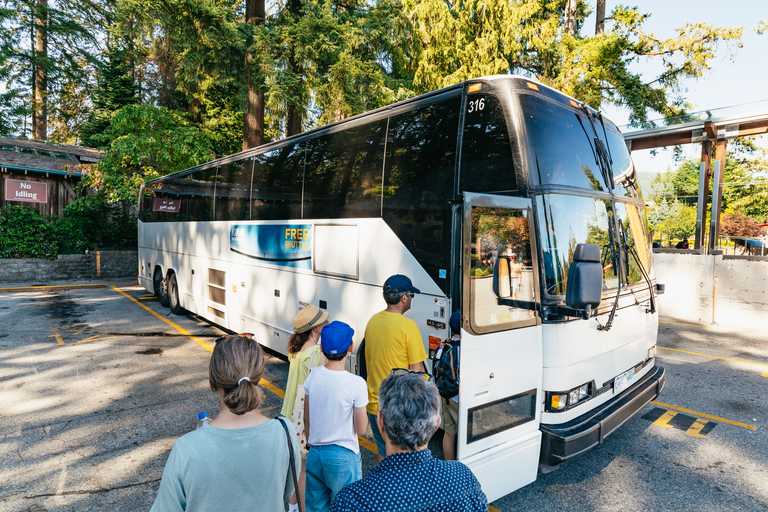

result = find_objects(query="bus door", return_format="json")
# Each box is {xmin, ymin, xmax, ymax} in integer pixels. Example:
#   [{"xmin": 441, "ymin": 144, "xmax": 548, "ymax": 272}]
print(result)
[{"xmin": 458, "ymin": 192, "xmax": 543, "ymax": 501}]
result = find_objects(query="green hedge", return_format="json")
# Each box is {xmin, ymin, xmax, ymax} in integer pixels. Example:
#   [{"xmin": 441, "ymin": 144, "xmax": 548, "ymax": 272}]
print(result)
[{"xmin": 0, "ymin": 196, "xmax": 137, "ymax": 259}]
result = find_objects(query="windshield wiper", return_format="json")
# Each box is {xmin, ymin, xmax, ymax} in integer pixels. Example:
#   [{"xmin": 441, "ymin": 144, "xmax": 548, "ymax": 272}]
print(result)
[{"xmin": 576, "ymin": 103, "xmax": 622, "ymax": 331}]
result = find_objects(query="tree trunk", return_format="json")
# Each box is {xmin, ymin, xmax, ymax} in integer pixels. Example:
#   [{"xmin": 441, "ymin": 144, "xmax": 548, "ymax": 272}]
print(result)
[
  {"xmin": 564, "ymin": 0, "xmax": 578, "ymax": 36},
  {"xmin": 285, "ymin": 54, "xmax": 302, "ymax": 137},
  {"xmin": 595, "ymin": 0, "xmax": 606, "ymax": 36},
  {"xmin": 243, "ymin": 0, "xmax": 265, "ymax": 150},
  {"xmin": 284, "ymin": 0, "xmax": 303, "ymax": 138},
  {"xmin": 33, "ymin": 0, "xmax": 48, "ymax": 140}
]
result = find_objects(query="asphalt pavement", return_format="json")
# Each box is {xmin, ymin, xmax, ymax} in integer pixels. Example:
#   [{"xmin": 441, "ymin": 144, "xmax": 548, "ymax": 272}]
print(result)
[{"xmin": 0, "ymin": 281, "xmax": 766, "ymax": 511}]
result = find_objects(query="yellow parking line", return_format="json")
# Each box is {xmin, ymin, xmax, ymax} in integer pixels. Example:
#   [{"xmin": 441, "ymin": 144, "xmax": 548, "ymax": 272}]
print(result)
[
  {"xmin": 49, "ymin": 326, "xmax": 65, "ymax": 346},
  {"xmin": 651, "ymin": 401, "xmax": 757, "ymax": 431},
  {"xmin": 653, "ymin": 409, "xmax": 677, "ymax": 428},
  {"xmin": 657, "ymin": 346, "xmax": 768, "ymax": 369},
  {"xmin": 77, "ymin": 334, "xmax": 117, "ymax": 344},
  {"xmin": 685, "ymin": 418, "xmax": 709, "ymax": 438},
  {"xmin": 762, "ymin": 371, "xmax": 768, "ymax": 378},
  {"xmin": 489, "ymin": 506, "xmax": 502, "ymax": 512},
  {"xmin": 111, "ymin": 287, "xmax": 214, "ymax": 353}
]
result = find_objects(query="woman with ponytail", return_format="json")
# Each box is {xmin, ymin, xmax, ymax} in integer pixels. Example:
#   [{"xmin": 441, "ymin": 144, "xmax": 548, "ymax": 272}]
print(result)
[
  {"xmin": 151, "ymin": 335, "xmax": 299, "ymax": 512},
  {"xmin": 282, "ymin": 306, "xmax": 328, "ymax": 512}
]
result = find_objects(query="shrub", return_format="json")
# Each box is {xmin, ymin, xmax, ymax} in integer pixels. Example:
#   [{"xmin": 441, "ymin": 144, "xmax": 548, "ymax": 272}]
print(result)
[
  {"xmin": 53, "ymin": 195, "xmax": 137, "ymax": 254},
  {"xmin": 0, "ymin": 205, "xmax": 58, "ymax": 259}
]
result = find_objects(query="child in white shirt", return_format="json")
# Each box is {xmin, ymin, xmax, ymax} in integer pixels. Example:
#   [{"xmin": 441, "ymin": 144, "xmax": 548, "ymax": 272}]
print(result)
[{"xmin": 303, "ymin": 321, "xmax": 368, "ymax": 512}]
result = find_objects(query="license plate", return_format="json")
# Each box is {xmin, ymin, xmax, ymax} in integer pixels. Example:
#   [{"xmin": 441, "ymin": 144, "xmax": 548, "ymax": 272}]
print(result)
[{"xmin": 614, "ymin": 368, "xmax": 635, "ymax": 394}]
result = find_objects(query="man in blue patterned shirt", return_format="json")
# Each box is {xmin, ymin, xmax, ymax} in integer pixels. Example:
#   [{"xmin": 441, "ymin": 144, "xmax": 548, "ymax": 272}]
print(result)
[{"xmin": 330, "ymin": 371, "xmax": 488, "ymax": 512}]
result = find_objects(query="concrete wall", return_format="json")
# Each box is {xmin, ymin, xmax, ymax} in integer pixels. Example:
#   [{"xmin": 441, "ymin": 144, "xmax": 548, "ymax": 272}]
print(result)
[
  {"xmin": 0, "ymin": 250, "xmax": 137, "ymax": 284},
  {"xmin": 654, "ymin": 253, "xmax": 768, "ymax": 328}
]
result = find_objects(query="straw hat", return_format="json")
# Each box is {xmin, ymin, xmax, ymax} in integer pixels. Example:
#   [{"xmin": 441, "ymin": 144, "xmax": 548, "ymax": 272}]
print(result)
[{"xmin": 293, "ymin": 305, "xmax": 329, "ymax": 333}]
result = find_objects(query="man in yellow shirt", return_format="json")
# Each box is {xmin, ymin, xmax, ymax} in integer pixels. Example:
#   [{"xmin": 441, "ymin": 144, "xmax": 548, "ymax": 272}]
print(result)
[{"xmin": 364, "ymin": 274, "xmax": 428, "ymax": 464}]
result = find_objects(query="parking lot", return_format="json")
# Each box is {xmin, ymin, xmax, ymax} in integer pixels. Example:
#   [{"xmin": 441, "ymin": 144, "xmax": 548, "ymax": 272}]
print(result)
[{"xmin": 1, "ymin": 281, "xmax": 767, "ymax": 511}]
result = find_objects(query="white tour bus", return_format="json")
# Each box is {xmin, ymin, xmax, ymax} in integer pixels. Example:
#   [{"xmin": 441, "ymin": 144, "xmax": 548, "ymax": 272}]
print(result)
[{"xmin": 138, "ymin": 75, "xmax": 665, "ymax": 501}]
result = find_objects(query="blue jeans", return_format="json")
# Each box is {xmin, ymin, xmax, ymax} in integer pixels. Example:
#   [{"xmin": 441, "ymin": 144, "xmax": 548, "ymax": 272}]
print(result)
[
  {"xmin": 305, "ymin": 444, "xmax": 362, "ymax": 512},
  {"xmin": 367, "ymin": 412, "xmax": 386, "ymax": 456}
]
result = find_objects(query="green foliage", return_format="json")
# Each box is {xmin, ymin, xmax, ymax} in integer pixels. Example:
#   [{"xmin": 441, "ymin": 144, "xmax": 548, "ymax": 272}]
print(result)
[
  {"xmin": 399, "ymin": 0, "xmax": 746, "ymax": 125},
  {"xmin": 83, "ymin": 104, "xmax": 217, "ymax": 201},
  {"xmin": 80, "ymin": 46, "xmax": 140, "ymax": 149},
  {"xmin": 648, "ymin": 200, "xmax": 697, "ymax": 237},
  {"xmin": 0, "ymin": 205, "xmax": 58, "ymax": 259},
  {"xmin": 52, "ymin": 195, "xmax": 137, "ymax": 254}
]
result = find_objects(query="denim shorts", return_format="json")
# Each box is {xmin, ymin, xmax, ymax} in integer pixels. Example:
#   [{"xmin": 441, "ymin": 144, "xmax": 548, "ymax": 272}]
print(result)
[{"xmin": 305, "ymin": 444, "xmax": 362, "ymax": 512}]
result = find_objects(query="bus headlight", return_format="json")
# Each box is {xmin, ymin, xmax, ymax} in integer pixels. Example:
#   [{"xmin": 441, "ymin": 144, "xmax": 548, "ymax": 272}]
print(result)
[
  {"xmin": 569, "ymin": 383, "xmax": 590, "ymax": 406},
  {"xmin": 546, "ymin": 382, "xmax": 593, "ymax": 412}
]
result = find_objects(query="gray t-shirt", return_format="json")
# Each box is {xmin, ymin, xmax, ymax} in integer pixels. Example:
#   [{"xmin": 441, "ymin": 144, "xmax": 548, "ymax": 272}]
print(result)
[{"xmin": 151, "ymin": 418, "xmax": 299, "ymax": 512}]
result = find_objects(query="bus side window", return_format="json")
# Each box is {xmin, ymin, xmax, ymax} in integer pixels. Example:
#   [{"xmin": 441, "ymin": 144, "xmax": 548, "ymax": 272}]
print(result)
[
  {"xmin": 252, "ymin": 147, "xmax": 303, "ymax": 220},
  {"xmin": 215, "ymin": 159, "xmax": 253, "ymax": 221},
  {"xmin": 175, "ymin": 168, "xmax": 217, "ymax": 221},
  {"xmin": 303, "ymin": 120, "xmax": 386, "ymax": 220},
  {"xmin": 460, "ymin": 94, "xmax": 517, "ymax": 194},
  {"xmin": 383, "ymin": 96, "xmax": 461, "ymax": 292}
]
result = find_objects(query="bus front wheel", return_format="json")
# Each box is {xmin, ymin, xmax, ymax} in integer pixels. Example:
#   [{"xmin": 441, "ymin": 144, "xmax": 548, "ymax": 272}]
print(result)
[
  {"xmin": 153, "ymin": 268, "xmax": 170, "ymax": 307},
  {"xmin": 168, "ymin": 273, "xmax": 186, "ymax": 315}
]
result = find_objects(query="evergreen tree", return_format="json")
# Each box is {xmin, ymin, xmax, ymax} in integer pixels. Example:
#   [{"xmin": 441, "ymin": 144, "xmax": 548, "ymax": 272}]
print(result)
[
  {"xmin": 80, "ymin": 46, "xmax": 139, "ymax": 148},
  {"xmin": 0, "ymin": 0, "xmax": 104, "ymax": 139}
]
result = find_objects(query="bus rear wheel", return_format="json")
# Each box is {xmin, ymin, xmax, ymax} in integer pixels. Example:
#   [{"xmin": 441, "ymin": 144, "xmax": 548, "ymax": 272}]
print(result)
[
  {"xmin": 153, "ymin": 268, "xmax": 170, "ymax": 307},
  {"xmin": 168, "ymin": 273, "xmax": 186, "ymax": 315}
]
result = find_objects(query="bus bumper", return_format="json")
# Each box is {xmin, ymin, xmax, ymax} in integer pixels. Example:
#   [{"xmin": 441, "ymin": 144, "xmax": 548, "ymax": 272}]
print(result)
[{"xmin": 539, "ymin": 365, "xmax": 665, "ymax": 466}]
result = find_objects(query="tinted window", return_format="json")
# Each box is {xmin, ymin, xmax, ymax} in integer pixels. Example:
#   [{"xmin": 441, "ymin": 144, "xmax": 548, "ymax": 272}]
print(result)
[
  {"xmin": 520, "ymin": 95, "xmax": 607, "ymax": 191},
  {"xmin": 251, "ymin": 145, "xmax": 303, "ymax": 220},
  {"xmin": 181, "ymin": 168, "xmax": 218, "ymax": 221},
  {"xmin": 215, "ymin": 159, "xmax": 253, "ymax": 221},
  {"xmin": 141, "ymin": 182, "xmax": 184, "ymax": 222},
  {"xmin": 461, "ymin": 94, "xmax": 517, "ymax": 193},
  {"xmin": 303, "ymin": 120, "xmax": 386, "ymax": 219},
  {"xmin": 603, "ymin": 127, "xmax": 640, "ymax": 199},
  {"xmin": 383, "ymin": 96, "xmax": 461, "ymax": 293}
]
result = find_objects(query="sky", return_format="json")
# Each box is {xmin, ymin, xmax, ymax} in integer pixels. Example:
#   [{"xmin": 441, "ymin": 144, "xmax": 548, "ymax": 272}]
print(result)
[{"xmin": 588, "ymin": 1, "xmax": 768, "ymax": 175}]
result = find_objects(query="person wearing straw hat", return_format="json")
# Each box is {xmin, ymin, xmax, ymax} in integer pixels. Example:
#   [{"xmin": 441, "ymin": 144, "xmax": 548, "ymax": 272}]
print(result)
[{"xmin": 283, "ymin": 305, "xmax": 329, "ymax": 512}]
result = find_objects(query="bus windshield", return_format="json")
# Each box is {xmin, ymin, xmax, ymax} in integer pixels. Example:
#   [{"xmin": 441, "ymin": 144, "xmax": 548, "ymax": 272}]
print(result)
[
  {"xmin": 536, "ymin": 194, "xmax": 652, "ymax": 298},
  {"xmin": 519, "ymin": 94, "xmax": 638, "ymax": 198}
]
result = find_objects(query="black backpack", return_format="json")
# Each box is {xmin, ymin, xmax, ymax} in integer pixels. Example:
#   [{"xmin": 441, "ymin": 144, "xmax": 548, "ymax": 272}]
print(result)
[{"xmin": 432, "ymin": 339, "xmax": 459, "ymax": 399}]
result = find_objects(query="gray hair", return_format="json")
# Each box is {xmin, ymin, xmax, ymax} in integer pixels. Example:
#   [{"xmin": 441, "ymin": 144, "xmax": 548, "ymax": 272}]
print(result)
[
  {"xmin": 379, "ymin": 372, "xmax": 441, "ymax": 451},
  {"xmin": 383, "ymin": 285, "xmax": 406, "ymax": 305}
]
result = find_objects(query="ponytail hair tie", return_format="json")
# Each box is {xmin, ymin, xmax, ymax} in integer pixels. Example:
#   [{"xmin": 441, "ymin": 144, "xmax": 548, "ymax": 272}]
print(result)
[{"xmin": 238, "ymin": 377, "xmax": 251, "ymax": 386}]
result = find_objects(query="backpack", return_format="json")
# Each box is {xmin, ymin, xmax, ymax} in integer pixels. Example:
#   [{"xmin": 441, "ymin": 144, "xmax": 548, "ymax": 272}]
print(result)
[{"xmin": 432, "ymin": 339, "xmax": 459, "ymax": 399}]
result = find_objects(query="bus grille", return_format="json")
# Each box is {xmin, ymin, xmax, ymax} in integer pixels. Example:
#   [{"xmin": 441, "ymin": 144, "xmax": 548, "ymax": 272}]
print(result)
[
  {"xmin": 207, "ymin": 306, "xmax": 226, "ymax": 319},
  {"xmin": 208, "ymin": 285, "xmax": 226, "ymax": 305},
  {"xmin": 208, "ymin": 269, "xmax": 226, "ymax": 288}
]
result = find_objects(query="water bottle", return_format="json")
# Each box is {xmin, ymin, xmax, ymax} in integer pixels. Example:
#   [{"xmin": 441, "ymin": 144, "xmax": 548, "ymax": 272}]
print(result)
[{"xmin": 196, "ymin": 412, "xmax": 210, "ymax": 429}]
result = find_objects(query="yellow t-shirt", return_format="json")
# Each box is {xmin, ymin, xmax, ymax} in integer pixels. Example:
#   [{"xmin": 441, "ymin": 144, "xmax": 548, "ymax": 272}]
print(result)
[{"xmin": 364, "ymin": 311, "xmax": 427, "ymax": 415}]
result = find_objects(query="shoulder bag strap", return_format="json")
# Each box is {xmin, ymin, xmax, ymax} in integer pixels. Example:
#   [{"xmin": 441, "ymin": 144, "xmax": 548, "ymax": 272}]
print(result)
[{"xmin": 278, "ymin": 416, "xmax": 301, "ymax": 512}]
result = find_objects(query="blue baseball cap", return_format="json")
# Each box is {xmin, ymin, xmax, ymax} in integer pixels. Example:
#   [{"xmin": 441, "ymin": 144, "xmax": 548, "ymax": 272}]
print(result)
[
  {"xmin": 449, "ymin": 310, "xmax": 461, "ymax": 333},
  {"xmin": 321, "ymin": 321, "xmax": 355, "ymax": 355},
  {"xmin": 384, "ymin": 274, "xmax": 420, "ymax": 294}
]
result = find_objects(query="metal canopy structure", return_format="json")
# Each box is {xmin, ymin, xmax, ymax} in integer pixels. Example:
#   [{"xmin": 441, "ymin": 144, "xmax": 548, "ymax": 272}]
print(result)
[{"xmin": 622, "ymin": 102, "xmax": 768, "ymax": 253}]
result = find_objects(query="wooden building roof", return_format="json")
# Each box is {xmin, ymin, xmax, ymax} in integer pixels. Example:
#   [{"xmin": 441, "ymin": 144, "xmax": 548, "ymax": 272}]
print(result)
[{"xmin": 0, "ymin": 135, "xmax": 103, "ymax": 178}]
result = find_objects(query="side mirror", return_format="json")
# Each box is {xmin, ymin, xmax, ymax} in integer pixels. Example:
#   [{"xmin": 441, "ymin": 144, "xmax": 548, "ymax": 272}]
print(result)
[
  {"xmin": 492, "ymin": 256, "xmax": 511, "ymax": 298},
  {"xmin": 565, "ymin": 244, "xmax": 602, "ymax": 314}
]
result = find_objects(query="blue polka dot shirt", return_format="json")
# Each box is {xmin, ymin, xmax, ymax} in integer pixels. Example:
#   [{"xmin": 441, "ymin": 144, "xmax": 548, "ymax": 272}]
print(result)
[{"xmin": 330, "ymin": 449, "xmax": 488, "ymax": 512}]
